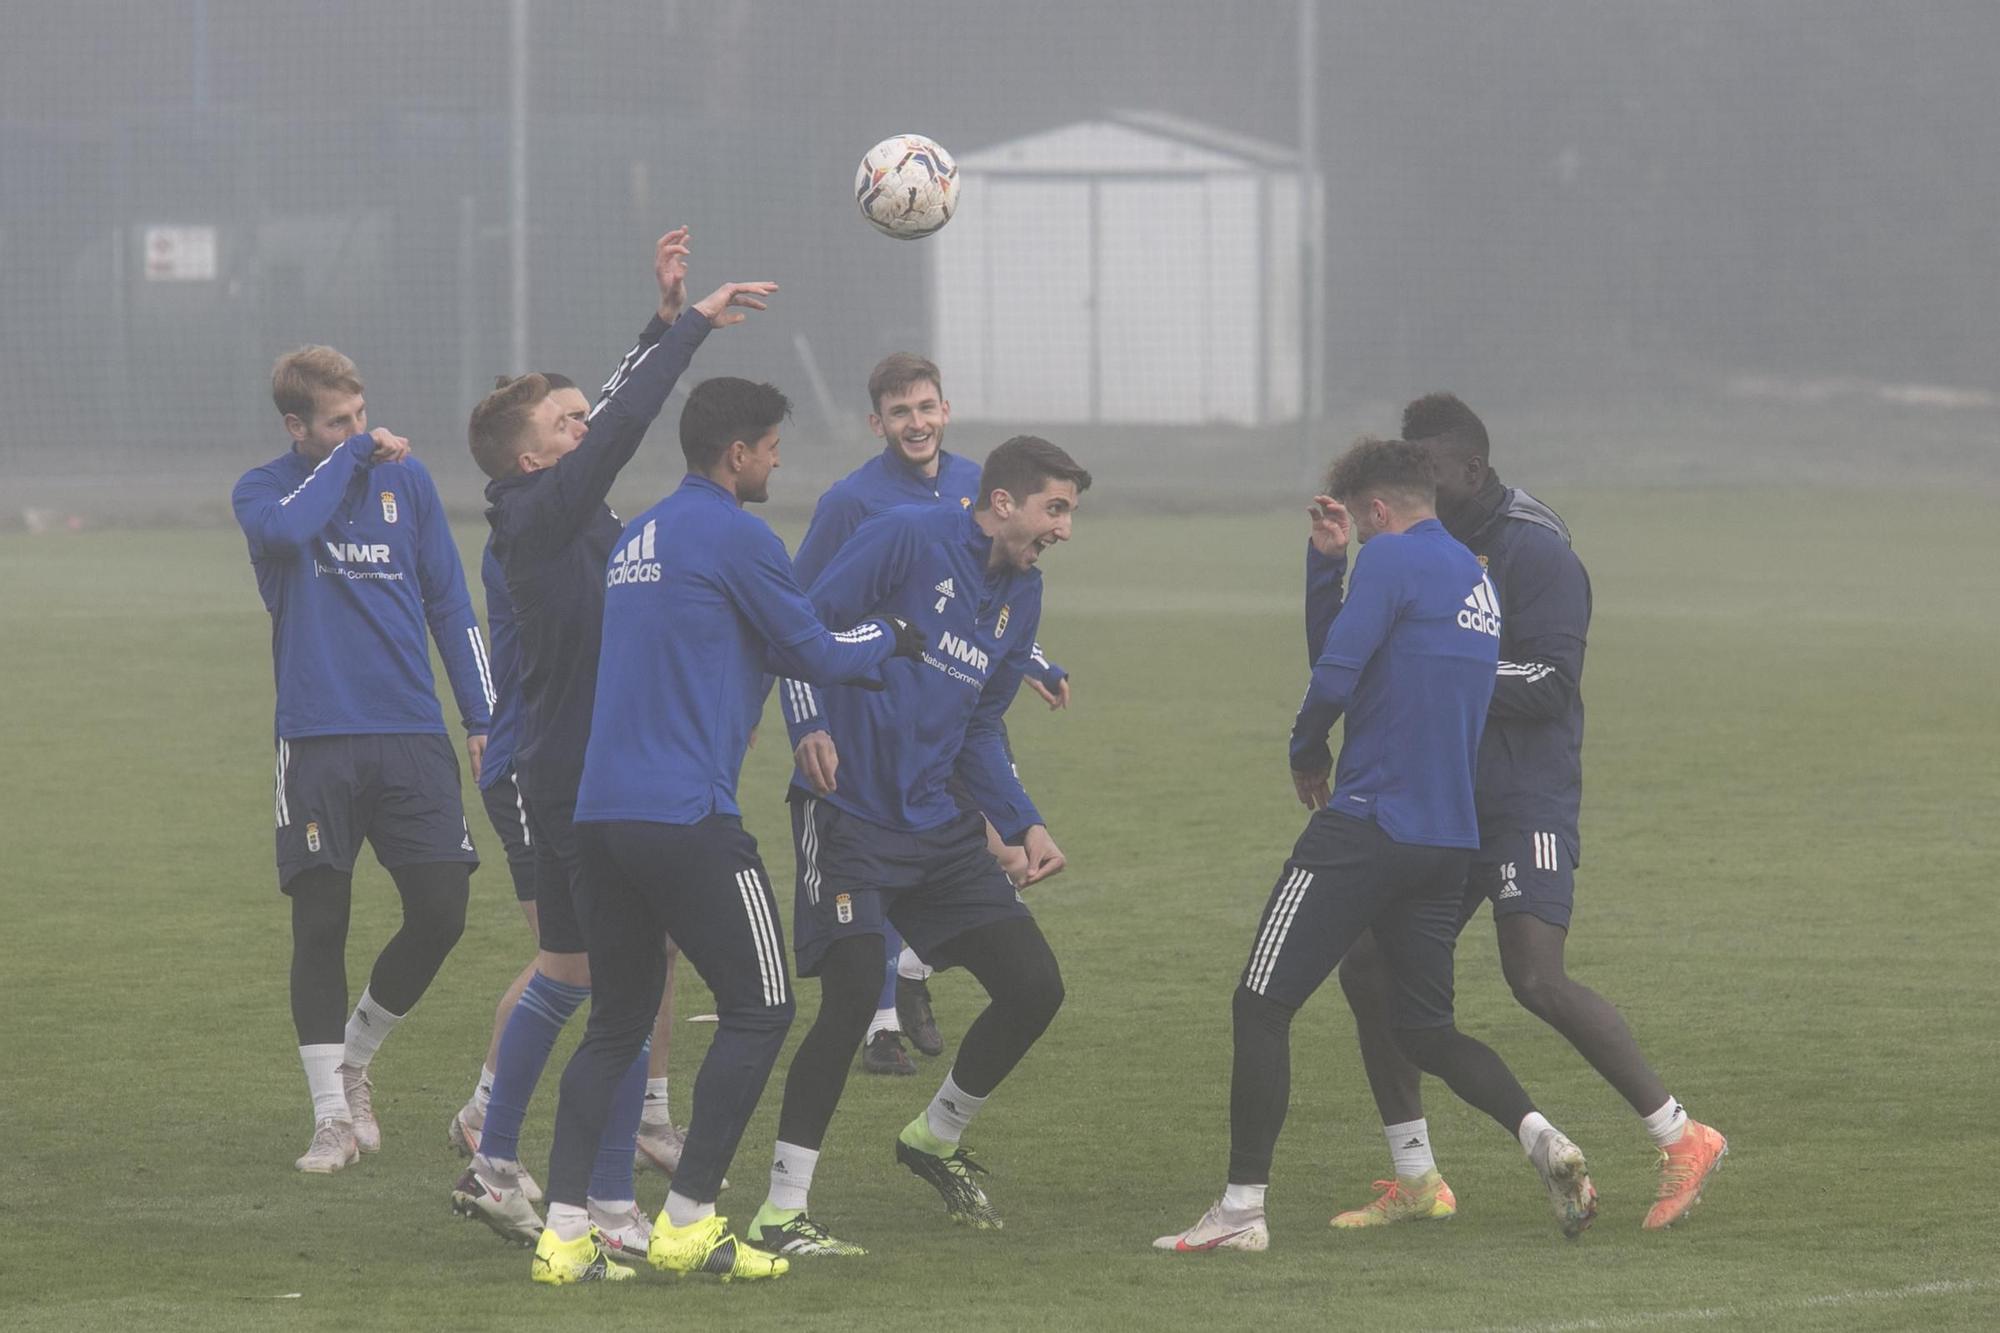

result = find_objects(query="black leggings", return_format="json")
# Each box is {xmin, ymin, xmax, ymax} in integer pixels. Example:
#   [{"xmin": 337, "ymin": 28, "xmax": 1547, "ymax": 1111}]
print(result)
[
  {"xmin": 1228, "ymin": 984, "xmax": 1535, "ymax": 1185},
  {"xmin": 776, "ymin": 916, "xmax": 1063, "ymax": 1151},
  {"xmin": 286, "ymin": 862, "xmax": 469, "ymax": 1045}
]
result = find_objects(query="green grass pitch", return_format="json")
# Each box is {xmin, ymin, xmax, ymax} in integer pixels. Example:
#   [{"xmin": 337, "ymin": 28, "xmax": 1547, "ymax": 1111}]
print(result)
[{"xmin": 3, "ymin": 488, "xmax": 1996, "ymax": 1331}]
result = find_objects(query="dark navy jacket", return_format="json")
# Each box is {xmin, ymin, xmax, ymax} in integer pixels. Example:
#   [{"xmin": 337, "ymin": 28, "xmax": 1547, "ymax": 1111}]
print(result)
[
  {"xmin": 477, "ymin": 541, "xmax": 521, "ymax": 791},
  {"xmin": 233, "ymin": 441, "xmax": 491, "ymax": 742},
  {"xmin": 1305, "ymin": 482, "xmax": 1588, "ymax": 854},
  {"xmin": 484, "ymin": 309, "xmax": 710, "ymax": 802}
]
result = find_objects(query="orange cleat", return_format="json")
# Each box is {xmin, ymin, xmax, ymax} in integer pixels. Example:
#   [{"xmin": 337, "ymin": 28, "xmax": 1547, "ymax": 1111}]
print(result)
[{"xmin": 1643, "ymin": 1120, "xmax": 1727, "ymax": 1230}]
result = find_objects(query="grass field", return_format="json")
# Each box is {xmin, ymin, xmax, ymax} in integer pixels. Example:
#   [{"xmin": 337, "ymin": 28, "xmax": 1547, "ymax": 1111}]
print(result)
[{"xmin": 4, "ymin": 488, "xmax": 1997, "ymax": 1331}]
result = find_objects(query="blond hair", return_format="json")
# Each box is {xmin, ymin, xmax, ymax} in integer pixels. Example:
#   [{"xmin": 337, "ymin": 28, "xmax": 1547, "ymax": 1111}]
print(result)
[{"xmin": 271, "ymin": 345, "xmax": 363, "ymax": 421}]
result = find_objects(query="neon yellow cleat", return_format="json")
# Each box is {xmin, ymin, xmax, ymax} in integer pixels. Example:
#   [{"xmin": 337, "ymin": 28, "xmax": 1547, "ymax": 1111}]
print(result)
[
  {"xmin": 1330, "ymin": 1171, "xmax": 1458, "ymax": 1229},
  {"xmin": 646, "ymin": 1213, "xmax": 789, "ymax": 1281},
  {"xmin": 530, "ymin": 1228, "xmax": 634, "ymax": 1285},
  {"xmin": 1644, "ymin": 1120, "xmax": 1727, "ymax": 1230}
]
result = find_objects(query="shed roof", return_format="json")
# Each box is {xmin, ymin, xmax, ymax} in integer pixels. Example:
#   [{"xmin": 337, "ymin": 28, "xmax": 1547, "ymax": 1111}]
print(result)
[{"xmin": 956, "ymin": 112, "xmax": 1298, "ymax": 175}]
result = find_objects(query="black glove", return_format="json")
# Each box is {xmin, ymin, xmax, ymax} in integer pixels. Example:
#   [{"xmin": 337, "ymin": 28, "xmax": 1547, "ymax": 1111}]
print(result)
[{"xmin": 883, "ymin": 614, "xmax": 925, "ymax": 659}]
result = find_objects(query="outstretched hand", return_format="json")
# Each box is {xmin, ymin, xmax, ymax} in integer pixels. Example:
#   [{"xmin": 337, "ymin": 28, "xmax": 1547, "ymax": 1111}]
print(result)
[
  {"xmin": 655, "ymin": 226, "xmax": 690, "ymax": 323},
  {"xmin": 693, "ymin": 280, "xmax": 778, "ymax": 328},
  {"xmin": 1308, "ymin": 494, "xmax": 1350, "ymax": 558}
]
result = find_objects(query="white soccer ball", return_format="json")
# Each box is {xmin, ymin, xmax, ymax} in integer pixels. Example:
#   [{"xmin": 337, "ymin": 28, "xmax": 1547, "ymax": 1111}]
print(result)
[{"xmin": 855, "ymin": 134, "xmax": 960, "ymax": 240}]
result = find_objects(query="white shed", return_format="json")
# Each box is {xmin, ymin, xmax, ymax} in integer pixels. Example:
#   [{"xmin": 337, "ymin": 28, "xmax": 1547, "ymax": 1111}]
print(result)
[{"xmin": 931, "ymin": 110, "xmax": 1319, "ymax": 427}]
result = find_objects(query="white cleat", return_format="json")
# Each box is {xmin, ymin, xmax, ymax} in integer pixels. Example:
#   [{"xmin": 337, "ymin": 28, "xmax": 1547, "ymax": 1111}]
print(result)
[
  {"xmin": 295, "ymin": 1117, "xmax": 360, "ymax": 1174},
  {"xmin": 634, "ymin": 1120, "xmax": 725, "ymax": 1189},
  {"xmin": 633, "ymin": 1120, "xmax": 686, "ymax": 1176},
  {"xmin": 449, "ymin": 1100, "xmax": 543, "ymax": 1202},
  {"xmin": 451, "ymin": 1156, "xmax": 544, "ymax": 1247},
  {"xmin": 588, "ymin": 1200, "xmax": 654, "ymax": 1265},
  {"xmin": 1529, "ymin": 1129, "xmax": 1599, "ymax": 1239},
  {"xmin": 340, "ymin": 1064, "xmax": 380, "ymax": 1153},
  {"xmin": 1153, "ymin": 1201, "xmax": 1270, "ymax": 1254}
]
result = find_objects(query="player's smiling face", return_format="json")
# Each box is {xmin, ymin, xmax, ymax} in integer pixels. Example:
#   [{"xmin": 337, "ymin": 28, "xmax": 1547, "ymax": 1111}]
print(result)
[
  {"xmin": 989, "ymin": 479, "xmax": 1079, "ymax": 572},
  {"xmin": 733, "ymin": 428, "xmax": 782, "ymax": 504},
  {"xmin": 871, "ymin": 380, "xmax": 950, "ymax": 474}
]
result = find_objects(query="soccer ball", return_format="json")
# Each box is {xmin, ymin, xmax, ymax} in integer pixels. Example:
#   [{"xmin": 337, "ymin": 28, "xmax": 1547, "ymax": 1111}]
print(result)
[{"xmin": 855, "ymin": 134, "xmax": 959, "ymax": 240}]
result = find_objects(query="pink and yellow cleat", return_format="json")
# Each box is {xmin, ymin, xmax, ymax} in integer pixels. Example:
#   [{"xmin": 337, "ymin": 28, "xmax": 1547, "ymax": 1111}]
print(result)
[{"xmin": 1330, "ymin": 1171, "xmax": 1458, "ymax": 1229}]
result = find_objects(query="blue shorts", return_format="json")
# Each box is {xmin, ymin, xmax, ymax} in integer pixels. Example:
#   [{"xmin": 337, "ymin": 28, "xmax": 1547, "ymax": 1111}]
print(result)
[
  {"xmin": 789, "ymin": 792, "xmax": 1031, "ymax": 979},
  {"xmin": 524, "ymin": 793, "xmax": 588, "ymax": 953},
  {"xmin": 478, "ymin": 772, "xmax": 537, "ymax": 901},
  {"xmin": 1462, "ymin": 829, "xmax": 1577, "ymax": 931},
  {"xmin": 273, "ymin": 733, "xmax": 478, "ymax": 891}
]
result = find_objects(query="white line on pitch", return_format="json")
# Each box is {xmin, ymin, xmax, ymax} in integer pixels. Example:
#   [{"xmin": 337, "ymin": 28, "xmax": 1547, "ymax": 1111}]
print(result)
[{"xmin": 1465, "ymin": 1277, "xmax": 2000, "ymax": 1333}]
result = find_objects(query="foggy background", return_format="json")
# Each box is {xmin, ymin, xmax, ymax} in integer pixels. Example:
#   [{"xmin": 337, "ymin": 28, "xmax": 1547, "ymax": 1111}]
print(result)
[{"xmin": 4, "ymin": 0, "xmax": 1996, "ymax": 525}]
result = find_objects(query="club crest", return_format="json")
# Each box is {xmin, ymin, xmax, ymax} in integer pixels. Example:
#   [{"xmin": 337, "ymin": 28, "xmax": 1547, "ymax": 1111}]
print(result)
[{"xmin": 380, "ymin": 491, "xmax": 398, "ymax": 523}]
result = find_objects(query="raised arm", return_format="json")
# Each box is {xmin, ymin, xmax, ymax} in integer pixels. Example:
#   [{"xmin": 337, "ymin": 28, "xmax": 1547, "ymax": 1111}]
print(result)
[
  {"xmin": 1289, "ymin": 539, "xmax": 1400, "ymax": 798},
  {"xmin": 1303, "ymin": 493, "xmax": 1350, "ymax": 667},
  {"xmin": 231, "ymin": 436, "xmax": 376, "ymax": 557}
]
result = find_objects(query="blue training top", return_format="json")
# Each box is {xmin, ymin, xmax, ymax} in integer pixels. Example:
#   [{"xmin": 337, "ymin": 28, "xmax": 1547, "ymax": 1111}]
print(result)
[
  {"xmin": 791, "ymin": 443, "xmax": 1064, "ymax": 689},
  {"xmin": 233, "ymin": 440, "xmax": 492, "ymax": 742},
  {"xmin": 783, "ymin": 503, "xmax": 1044, "ymax": 839},
  {"xmin": 1290, "ymin": 518, "xmax": 1498, "ymax": 849},
  {"xmin": 575, "ymin": 475, "xmax": 902, "ymax": 827}
]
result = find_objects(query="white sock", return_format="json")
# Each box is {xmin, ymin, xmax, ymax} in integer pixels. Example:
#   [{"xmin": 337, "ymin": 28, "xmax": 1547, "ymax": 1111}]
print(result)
[
  {"xmin": 1516, "ymin": 1110, "xmax": 1556, "ymax": 1157},
  {"xmin": 300, "ymin": 1043, "xmax": 349, "ymax": 1122},
  {"xmin": 924, "ymin": 1072, "xmax": 987, "ymax": 1146},
  {"xmin": 897, "ymin": 946, "xmax": 933, "ymax": 982},
  {"xmin": 641, "ymin": 1076, "xmax": 672, "ymax": 1126},
  {"xmin": 1641, "ymin": 1096, "xmax": 1689, "ymax": 1148},
  {"xmin": 1221, "ymin": 1183, "xmax": 1267, "ymax": 1214},
  {"xmin": 664, "ymin": 1189, "xmax": 714, "ymax": 1229},
  {"xmin": 867, "ymin": 1006, "xmax": 900, "ymax": 1040},
  {"xmin": 548, "ymin": 1201, "xmax": 590, "ymax": 1243},
  {"xmin": 472, "ymin": 1064, "xmax": 495, "ymax": 1115},
  {"xmin": 342, "ymin": 987, "xmax": 402, "ymax": 1069},
  {"xmin": 767, "ymin": 1140, "xmax": 818, "ymax": 1213},
  {"xmin": 587, "ymin": 1197, "xmax": 636, "ymax": 1223},
  {"xmin": 1385, "ymin": 1118, "xmax": 1436, "ymax": 1177}
]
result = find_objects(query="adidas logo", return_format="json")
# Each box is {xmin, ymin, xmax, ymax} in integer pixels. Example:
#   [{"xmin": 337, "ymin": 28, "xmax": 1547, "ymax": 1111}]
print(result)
[
  {"xmin": 607, "ymin": 520, "xmax": 662, "ymax": 586},
  {"xmin": 1401, "ymin": 1137, "xmax": 1425, "ymax": 1150},
  {"xmin": 933, "ymin": 578, "xmax": 956, "ymax": 598},
  {"xmin": 1457, "ymin": 576, "xmax": 1501, "ymax": 637},
  {"xmin": 1497, "ymin": 882, "xmax": 1523, "ymax": 900}
]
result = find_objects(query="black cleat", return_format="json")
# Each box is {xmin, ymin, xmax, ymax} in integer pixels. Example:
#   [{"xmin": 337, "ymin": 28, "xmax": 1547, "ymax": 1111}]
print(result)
[
  {"xmin": 896, "ymin": 976, "xmax": 945, "ymax": 1057},
  {"xmin": 862, "ymin": 1030, "xmax": 916, "ymax": 1076},
  {"xmin": 896, "ymin": 1127, "xmax": 1003, "ymax": 1230}
]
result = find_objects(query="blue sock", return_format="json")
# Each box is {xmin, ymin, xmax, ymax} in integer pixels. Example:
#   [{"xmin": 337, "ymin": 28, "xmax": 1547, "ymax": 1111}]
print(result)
[
  {"xmin": 590, "ymin": 1040, "xmax": 650, "ymax": 1202},
  {"xmin": 877, "ymin": 927, "xmax": 903, "ymax": 1011},
  {"xmin": 482, "ymin": 972, "xmax": 588, "ymax": 1163}
]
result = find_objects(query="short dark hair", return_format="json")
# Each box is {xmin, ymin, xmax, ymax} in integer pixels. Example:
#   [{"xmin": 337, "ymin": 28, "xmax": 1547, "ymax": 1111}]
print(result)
[
  {"xmin": 538, "ymin": 371, "xmax": 577, "ymax": 393},
  {"xmin": 1401, "ymin": 392, "xmax": 1489, "ymax": 459},
  {"xmin": 975, "ymin": 435, "xmax": 1091, "ymax": 512},
  {"xmin": 679, "ymin": 377, "xmax": 791, "ymax": 472},
  {"xmin": 468, "ymin": 372, "xmax": 551, "ymax": 480},
  {"xmin": 1326, "ymin": 436, "xmax": 1435, "ymax": 509},
  {"xmin": 867, "ymin": 353, "xmax": 943, "ymax": 413}
]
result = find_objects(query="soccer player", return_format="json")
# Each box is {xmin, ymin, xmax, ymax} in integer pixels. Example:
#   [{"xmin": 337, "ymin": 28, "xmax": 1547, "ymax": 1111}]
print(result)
[
  {"xmin": 450, "ymin": 374, "xmax": 692, "ymax": 1205},
  {"xmin": 1157, "ymin": 438, "xmax": 1597, "ymax": 1254},
  {"xmin": 452, "ymin": 230, "xmax": 776, "ymax": 1256},
  {"xmin": 1327, "ymin": 395, "xmax": 1726, "ymax": 1232},
  {"xmin": 748, "ymin": 435, "xmax": 1086, "ymax": 1257},
  {"xmin": 785, "ymin": 353, "xmax": 1071, "ymax": 1074},
  {"xmin": 232, "ymin": 346, "xmax": 493, "ymax": 1173},
  {"xmin": 528, "ymin": 376, "xmax": 923, "ymax": 1285}
]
